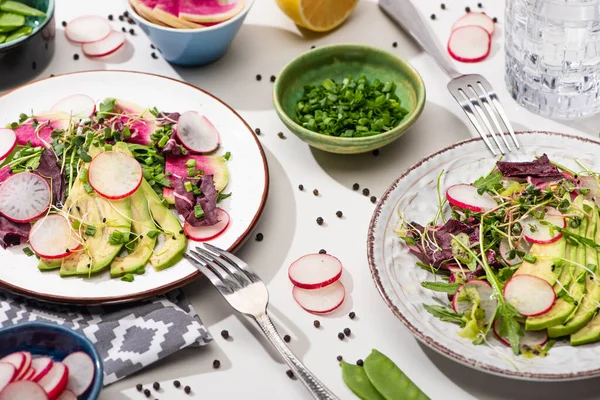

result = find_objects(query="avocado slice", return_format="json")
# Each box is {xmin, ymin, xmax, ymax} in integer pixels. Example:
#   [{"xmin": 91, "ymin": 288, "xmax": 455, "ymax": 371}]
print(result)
[
  {"xmin": 110, "ymin": 186, "xmax": 157, "ymax": 277},
  {"xmin": 548, "ymin": 202, "xmax": 596, "ymax": 338},
  {"xmin": 513, "ymin": 239, "xmax": 565, "ymax": 285},
  {"xmin": 38, "ymin": 257, "xmax": 61, "ymax": 271}
]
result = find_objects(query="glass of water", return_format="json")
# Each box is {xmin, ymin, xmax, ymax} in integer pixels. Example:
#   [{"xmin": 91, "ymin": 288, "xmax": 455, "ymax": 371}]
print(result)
[{"xmin": 505, "ymin": 0, "xmax": 600, "ymax": 120}]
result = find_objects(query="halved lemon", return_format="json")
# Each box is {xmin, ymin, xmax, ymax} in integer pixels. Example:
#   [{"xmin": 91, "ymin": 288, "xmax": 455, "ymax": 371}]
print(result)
[{"xmin": 275, "ymin": 0, "xmax": 359, "ymax": 33}]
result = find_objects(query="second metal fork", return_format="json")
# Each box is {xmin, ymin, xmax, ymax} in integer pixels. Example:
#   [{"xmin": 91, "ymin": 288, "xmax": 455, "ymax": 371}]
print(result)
[
  {"xmin": 185, "ymin": 244, "xmax": 339, "ymax": 400},
  {"xmin": 380, "ymin": 0, "xmax": 520, "ymax": 156}
]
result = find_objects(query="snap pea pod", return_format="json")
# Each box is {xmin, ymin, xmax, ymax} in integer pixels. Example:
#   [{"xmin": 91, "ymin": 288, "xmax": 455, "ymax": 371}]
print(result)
[
  {"xmin": 341, "ymin": 362, "xmax": 385, "ymax": 400},
  {"xmin": 5, "ymin": 25, "xmax": 31, "ymax": 42},
  {"xmin": 0, "ymin": 1, "xmax": 46, "ymax": 17},
  {"xmin": 364, "ymin": 350, "xmax": 430, "ymax": 400},
  {"xmin": 0, "ymin": 12, "xmax": 25, "ymax": 32}
]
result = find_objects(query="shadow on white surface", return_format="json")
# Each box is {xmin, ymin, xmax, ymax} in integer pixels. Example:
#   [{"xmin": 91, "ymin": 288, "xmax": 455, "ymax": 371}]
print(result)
[{"xmin": 420, "ymin": 343, "xmax": 600, "ymax": 400}]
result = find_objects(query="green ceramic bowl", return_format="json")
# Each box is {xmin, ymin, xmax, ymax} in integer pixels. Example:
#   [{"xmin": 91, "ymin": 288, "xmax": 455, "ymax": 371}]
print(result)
[{"xmin": 273, "ymin": 44, "xmax": 426, "ymax": 154}]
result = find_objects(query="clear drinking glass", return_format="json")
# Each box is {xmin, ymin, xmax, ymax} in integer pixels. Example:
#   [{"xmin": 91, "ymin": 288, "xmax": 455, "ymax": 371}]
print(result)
[{"xmin": 505, "ymin": 0, "xmax": 600, "ymax": 120}]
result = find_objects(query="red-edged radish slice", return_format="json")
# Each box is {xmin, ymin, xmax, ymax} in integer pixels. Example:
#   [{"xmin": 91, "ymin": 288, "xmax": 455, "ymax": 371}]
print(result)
[
  {"xmin": 88, "ymin": 151, "xmax": 142, "ymax": 199},
  {"xmin": 288, "ymin": 253, "xmax": 343, "ymax": 289},
  {"xmin": 0, "ymin": 353, "xmax": 25, "ymax": 374},
  {"xmin": 452, "ymin": 12, "xmax": 495, "ymax": 35},
  {"xmin": 29, "ymin": 215, "xmax": 81, "ymax": 259},
  {"xmin": 15, "ymin": 352, "xmax": 32, "ymax": 381},
  {"xmin": 183, "ymin": 208, "xmax": 230, "ymax": 241},
  {"xmin": 58, "ymin": 390, "xmax": 77, "ymax": 400},
  {"xmin": 504, "ymin": 274, "xmax": 556, "ymax": 316},
  {"xmin": 521, "ymin": 207, "xmax": 565, "ymax": 244},
  {"xmin": 19, "ymin": 368, "xmax": 35, "ymax": 381},
  {"xmin": 446, "ymin": 184, "xmax": 498, "ymax": 212},
  {"xmin": 0, "ymin": 129, "xmax": 16, "ymax": 160},
  {"xmin": 176, "ymin": 111, "xmax": 220, "ymax": 153},
  {"xmin": 62, "ymin": 352, "xmax": 94, "ymax": 396},
  {"xmin": 452, "ymin": 280, "xmax": 498, "ymax": 325},
  {"xmin": 499, "ymin": 239, "xmax": 531, "ymax": 266},
  {"xmin": 0, "ymin": 363, "xmax": 16, "ymax": 392},
  {"xmin": 51, "ymin": 94, "xmax": 96, "ymax": 118},
  {"xmin": 82, "ymin": 31, "xmax": 126, "ymax": 58},
  {"xmin": 448, "ymin": 25, "xmax": 491, "ymax": 63},
  {"xmin": 0, "ymin": 172, "xmax": 51, "ymax": 223},
  {"xmin": 292, "ymin": 280, "xmax": 345, "ymax": 314},
  {"xmin": 31, "ymin": 358, "xmax": 53, "ymax": 383},
  {"xmin": 0, "ymin": 381, "xmax": 48, "ymax": 400},
  {"xmin": 493, "ymin": 320, "xmax": 549, "ymax": 347},
  {"xmin": 38, "ymin": 362, "xmax": 68, "ymax": 400},
  {"xmin": 65, "ymin": 16, "xmax": 111, "ymax": 43}
]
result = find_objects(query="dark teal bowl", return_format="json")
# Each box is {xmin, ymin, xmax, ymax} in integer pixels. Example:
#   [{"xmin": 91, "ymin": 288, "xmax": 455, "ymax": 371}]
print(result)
[
  {"xmin": 0, "ymin": 0, "xmax": 55, "ymax": 90},
  {"xmin": 0, "ymin": 322, "xmax": 103, "ymax": 399}
]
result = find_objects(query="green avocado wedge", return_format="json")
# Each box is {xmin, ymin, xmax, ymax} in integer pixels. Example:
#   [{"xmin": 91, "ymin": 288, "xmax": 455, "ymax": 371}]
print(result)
[
  {"xmin": 513, "ymin": 238, "xmax": 565, "ymax": 286},
  {"xmin": 38, "ymin": 257, "xmax": 60, "ymax": 271},
  {"xmin": 363, "ymin": 350, "xmax": 429, "ymax": 400},
  {"xmin": 341, "ymin": 362, "xmax": 385, "ymax": 400}
]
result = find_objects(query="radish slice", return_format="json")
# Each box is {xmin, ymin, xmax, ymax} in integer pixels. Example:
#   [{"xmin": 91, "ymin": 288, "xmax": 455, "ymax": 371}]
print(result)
[
  {"xmin": 452, "ymin": 12, "xmax": 495, "ymax": 35},
  {"xmin": 65, "ymin": 16, "xmax": 111, "ymax": 43},
  {"xmin": 452, "ymin": 280, "xmax": 497, "ymax": 325},
  {"xmin": 15, "ymin": 352, "xmax": 31, "ymax": 381},
  {"xmin": 29, "ymin": 215, "xmax": 80, "ymax": 259},
  {"xmin": 292, "ymin": 280, "xmax": 345, "ymax": 314},
  {"xmin": 176, "ymin": 112, "xmax": 220, "ymax": 153},
  {"xmin": 62, "ymin": 352, "xmax": 94, "ymax": 396},
  {"xmin": 0, "ymin": 172, "xmax": 51, "ymax": 223},
  {"xmin": 493, "ymin": 320, "xmax": 549, "ymax": 347},
  {"xmin": 31, "ymin": 358, "xmax": 53, "ymax": 383},
  {"xmin": 448, "ymin": 25, "xmax": 491, "ymax": 63},
  {"xmin": 51, "ymin": 94, "xmax": 96, "ymax": 118},
  {"xmin": 58, "ymin": 390, "xmax": 77, "ymax": 400},
  {"xmin": 38, "ymin": 362, "xmax": 68, "ymax": 400},
  {"xmin": 0, "ymin": 129, "xmax": 16, "ymax": 160},
  {"xmin": 183, "ymin": 208, "xmax": 230, "ymax": 241},
  {"xmin": 521, "ymin": 207, "xmax": 565, "ymax": 244},
  {"xmin": 0, "ymin": 363, "xmax": 16, "ymax": 392},
  {"xmin": 446, "ymin": 184, "xmax": 498, "ymax": 212},
  {"xmin": 499, "ymin": 239, "xmax": 531, "ymax": 266},
  {"xmin": 0, "ymin": 381, "xmax": 48, "ymax": 400},
  {"xmin": 88, "ymin": 151, "xmax": 142, "ymax": 199},
  {"xmin": 504, "ymin": 274, "xmax": 556, "ymax": 316},
  {"xmin": 18, "ymin": 368, "xmax": 35, "ymax": 381},
  {"xmin": 82, "ymin": 31, "xmax": 126, "ymax": 58},
  {"xmin": 0, "ymin": 353, "xmax": 25, "ymax": 374},
  {"xmin": 288, "ymin": 253, "xmax": 343, "ymax": 289}
]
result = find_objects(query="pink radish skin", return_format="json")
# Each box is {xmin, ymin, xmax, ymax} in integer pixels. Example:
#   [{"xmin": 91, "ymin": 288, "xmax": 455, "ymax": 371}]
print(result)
[
  {"xmin": 493, "ymin": 320, "xmax": 548, "ymax": 347},
  {"xmin": 14, "ymin": 352, "xmax": 32, "ymax": 381},
  {"xmin": 30, "ymin": 358, "xmax": 53, "ymax": 383},
  {"xmin": 452, "ymin": 280, "xmax": 498, "ymax": 326},
  {"xmin": 88, "ymin": 151, "xmax": 142, "ymax": 200},
  {"xmin": 50, "ymin": 94, "xmax": 96, "ymax": 118},
  {"xmin": 179, "ymin": 0, "xmax": 245, "ymax": 23},
  {"xmin": 18, "ymin": 368, "xmax": 35, "ymax": 381},
  {"xmin": 29, "ymin": 215, "xmax": 81, "ymax": 259},
  {"xmin": 176, "ymin": 112, "xmax": 221, "ymax": 154},
  {"xmin": 184, "ymin": 208, "xmax": 230, "ymax": 241},
  {"xmin": 292, "ymin": 280, "xmax": 346, "ymax": 314},
  {"xmin": 38, "ymin": 362, "xmax": 68, "ymax": 400},
  {"xmin": 58, "ymin": 390, "xmax": 77, "ymax": 400},
  {"xmin": 288, "ymin": 253, "xmax": 343, "ymax": 289},
  {"xmin": 0, "ymin": 353, "xmax": 25, "ymax": 375},
  {"xmin": 82, "ymin": 31, "xmax": 126, "ymax": 58},
  {"xmin": 14, "ymin": 112, "xmax": 70, "ymax": 148},
  {"xmin": 0, "ymin": 381, "xmax": 48, "ymax": 400},
  {"xmin": 0, "ymin": 172, "xmax": 51, "ymax": 223},
  {"xmin": 0, "ymin": 129, "xmax": 16, "ymax": 160},
  {"xmin": 504, "ymin": 274, "xmax": 556, "ymax": 316},
  {"xmin": 446, "ymin": 184, "xmax": 498, "ymax": 212},
  {"xmin": 448, "ymin": 25, "xmax": 491, "ymax": 63},
  {"xmin": 521, "ymin": 207, "xmax": 565, "ymax": 244},
  {"xmin": 62, "ymin": 352, "xmax": 95, "ymax": 396},
  {"xmin": 0, "ymin": 363, "xmax": 16, "ymax": 392},
  {"xmin": 452, "ymin": 12, "xmax": 495, "ymax": 35},
  {"xmin": 65, "ymin": 16, "xmax": 111, "ymax": 43}
]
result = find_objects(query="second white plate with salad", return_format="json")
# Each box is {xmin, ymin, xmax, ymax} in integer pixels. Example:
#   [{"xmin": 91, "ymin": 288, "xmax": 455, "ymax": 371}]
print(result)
[
  {"xmin": 368, "ymin": 131, "xmax": 600, "ymax": 381},
  {"xmin": 0, "ymin": 71, "xmax": 268, "ymax": 304}
]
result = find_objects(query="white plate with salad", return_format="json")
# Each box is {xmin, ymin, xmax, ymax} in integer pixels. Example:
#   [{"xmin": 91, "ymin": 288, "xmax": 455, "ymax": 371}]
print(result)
[
  {"xmin": 368, "ymin": 131, "xmax": 600, "ymax": 381},
  {"xmin": 0, "ymin": 70, "xmax": 268, "ymax": 304}
]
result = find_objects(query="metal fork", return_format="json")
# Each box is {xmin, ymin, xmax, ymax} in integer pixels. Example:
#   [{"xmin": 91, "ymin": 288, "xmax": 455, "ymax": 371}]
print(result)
[
  {"xmin": 184, "ymin": 244, "xmax": 339, "ymax": 400},
  {"xmin": 379, "ymin": 0, "xmax": 520, "ymax": 156}
]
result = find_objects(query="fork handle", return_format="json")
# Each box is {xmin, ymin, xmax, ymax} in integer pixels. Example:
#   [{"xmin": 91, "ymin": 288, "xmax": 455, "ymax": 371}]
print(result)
[
  {"xmin": 254, "ymin": 312, "xmax": 340, "ymax": 400},
  {"xmin": 379, "ymin": 0, "xmax": 460, "ymax": 78}
]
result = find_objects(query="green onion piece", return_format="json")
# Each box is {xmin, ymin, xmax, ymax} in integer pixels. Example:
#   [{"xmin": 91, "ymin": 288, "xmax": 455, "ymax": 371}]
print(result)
[
  {"xmin": 224, "ymin": 151, "xmax": 231, "ymax": 161},
  {"xmin": 523, "ymin": 254, "xmax": 537, "ymax": 263},
  {"xmin": 135, "ymin": 266, "xmax": 145, "ymax": 275},
  {"xmin": 122, "ymin": 126, "xmax": 131, "ymax": 138},
  {"xmin": 158, "ymin": 178, "xmax": 171, "ymax": 187},
  {"xmin": 185, "ymin": 158, "xmax": 197, "ymax": 168},
  {"xmin": 104, "ymin": 144, "xmax": 113, "ymax": 151},
  {"xmin": 187, "ymin": 167, "xmax": 195, "ymax": 177},
  {"xmin": 85, "ymin": 225, "xmax": 96, "ymax": 237},
  {"xmin": 108, "ymin": 231, "xmax": 124, "ymax": 245},
  {"xmin": 121, "ymin": 273, "xmax": 134, "ymax": 282},
  {"xmin": 194, "ymin": 205, "xmax": 205, "ymax": 219},
  {"xmin": 147, "ymin": 230, "xmax": 159, "ymax": 239},
  {"xmin": 23, "ymin": 247, "xmax": 34, "ymax": 257},
  {"xmin": 79, "ymin": 167, "xmax": 88, "ymax": 183},
  {"xmin": 145, "ymin": 156, "xmax": 153, "ymax": 165},
  {"xmin": 83, "ymin": 182, "xmax": 94, "ymax": 194},
  {"xmin": 184, "ymin": 181, "xmax": 193, "ymax": 192},
  {"xmin": 72, "ymin": 220, "xmax": 81, "ymax": 230},
  {"xmin": 157, "ymin": 135, "xmax": 169, "ymax": 147}
]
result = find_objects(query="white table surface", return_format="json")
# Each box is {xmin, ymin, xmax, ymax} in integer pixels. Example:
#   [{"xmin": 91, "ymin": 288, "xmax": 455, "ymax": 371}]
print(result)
[{"xmin": 32, "ymin": 0, "xmax": 600, "ymax": 399}]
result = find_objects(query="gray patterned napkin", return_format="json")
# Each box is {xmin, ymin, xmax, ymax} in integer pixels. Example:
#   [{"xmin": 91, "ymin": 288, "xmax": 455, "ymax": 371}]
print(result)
[{"xmin": 0, "ymin": 290, "xmax": 211, "ymax": 385}]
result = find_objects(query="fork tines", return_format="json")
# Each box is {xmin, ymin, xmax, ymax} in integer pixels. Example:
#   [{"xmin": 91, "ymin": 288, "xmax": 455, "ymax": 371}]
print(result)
[{"xmin": 447, "ymin": 74, "xmax": 519, "ymax": 156}]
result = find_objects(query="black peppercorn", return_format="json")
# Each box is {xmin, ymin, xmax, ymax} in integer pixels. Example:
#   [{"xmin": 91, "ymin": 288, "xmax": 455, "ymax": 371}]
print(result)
[
  {"xmin": 352, "ymin": 183, "xmax": 359, "ymax": 191},
  {"xmin": 298, "ymin": 184, "xmax": 304, "ymax": 191},
  {"xmin": 313, "ymin": 189, "xmax": 319, "ymax": 196},
  {"xmin": 221, "ymin": 329, "xmax": 229, "ymax": 339},
  {"xmin": 129, "ymin": 28, "xmax": 135, "ymax": 35},
  {"xmin": 151, "ymin": 52, "xmax": 158, "ymax": 59},
  {"xmin": 344, "ymin": 328, "xmax": 351, "ymax": 336},
  {"xmin": 441, "ymin": 3, "xmax": 446, "ymax": 9},
  {"xmin": 372, "ymin": 149, "xmax": 379, "ymax": 156},
  {"xmin": 313, "ymin": 320, "xmax": 320, "ymax": 328},
  {"xmin": 336, "ymin": 210, "xmax": 343, "ymax": 218},
  {"xmin": 61, "ymin": 21, "xmax": 67, "ymax": 27},
  {"xmin": 255, "ymin": 233, "xmax": 263, "ymax": 241},
  {"xmin": 319, "ymin": 249, "xmax": 326, "ymax": 254},
  {"xmin": 311, "ymin": 45, "xmax": 316, "ymax": 49},
  {"xmin": 119, "ymin": 15, "xmax": 124, "ymax": 21},
  {"xmin": 213, "ymin": 359, "xmax": 221, "ymax": 368},
  {"xmin": 153, "ymin": 382, "xmax": 160, "ymax": 390},
  {"xmin": 338, "ymin": 332, "xmax": 345, "ymax": 340},
  {"xmin": 108, "ymin": 14, "xmax": 114, "ymax": 20},
  {"xmin": 316, "ymin": 217, "xmax": 324, "ymax": 225},
  {"xmin": 284, "ymin": 334, "xmax": 291, "ymax": 343},
  {"xmin": 357, "ymin": 359, "xmax": 364, "ymax": 366},
  {"xmin": 465, "ymin": 6, "xmax": 471, "ymax": 12},
  {"xmin": 151, "ymin": 44, "xmax": 155, "ymax": 49},
  {"xmin": 477, "ymin": 2, "xmax": 482, "ymax": 7},
  {"xmin": 255, "ymin": 127, "xmax": 261, "ymax": 135},
  {"xmin": 277, "ymin": 132, "xmax": 285, "ymax": 139},
  {"xmin": 256, "ymin": 74, "xmax": 262, "ymax": 81},
  {"xmin": 430, "ymin": 14, "xmax": 436, "ymax": 20},
  {"xmin": 392, "ymin": 41, "xmax": 398, "ymax": 48},
  {"xmin": 121, "ymin": 27, "xmax": 127, "ymax": 32},
  {"xmin": 124, "ymin": 10, "xmax": 129, "ymax": 17},
  {"xmin": 270, "ymin": 75, "xmax": 276, "ymax": 82},
  {"xmin": 173, "ymin": 380, "xmax": 181, "ymax": 388},
  {"xmin": 349, "ymin": 311, "xmax": 356, "ymax": 319},
  {"xmin": 370, "ymin": 196, "xmax": 377, "ymax": 203},
  {"xmin": 184, "ymin": 385, "xmax": 191, "ymax": 394},
  {"xmin": 286, "ymin": 370, "xmax": 294, "ymax": 378},
  {"xmin": 337, "ymin": 355, "xmax": 343, "ymax": 362},
  {"xmin": 73, "ymin": 54, "xmax": 79, "ymax": 60},
  {"xmin": 128, "ymin": 18, "xmax": 135, "ymax": 24},
  {"xmin": 362, "ymin": 188, "xmax": 370, "ymax": 196},
  {"xmin": 136, "ymin": 384, "xmax": 143, "ymax": 391},
  {"xmin": 143, "ymin": 388, "xmax": 151, "ymax": 397},
  {"xmin": 492, "ymin": 17, "xmax": 498, "ymax": 23}
]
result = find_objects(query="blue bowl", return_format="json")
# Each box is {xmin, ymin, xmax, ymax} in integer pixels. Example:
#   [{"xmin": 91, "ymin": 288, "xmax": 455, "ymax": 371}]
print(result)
[
  {"xmin": 127, "ymin": 0, "xmax": 254, "ymax": 66},
  {"xmin": 0, "ymin": 322, "xmax": 103, "ymax": 399}
]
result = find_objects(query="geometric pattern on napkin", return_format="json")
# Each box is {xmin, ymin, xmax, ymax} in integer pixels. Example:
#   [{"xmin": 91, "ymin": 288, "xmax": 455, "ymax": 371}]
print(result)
[{"xmin": 0, "ymin": 289, "xmax": 211, "ymax": 384}]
